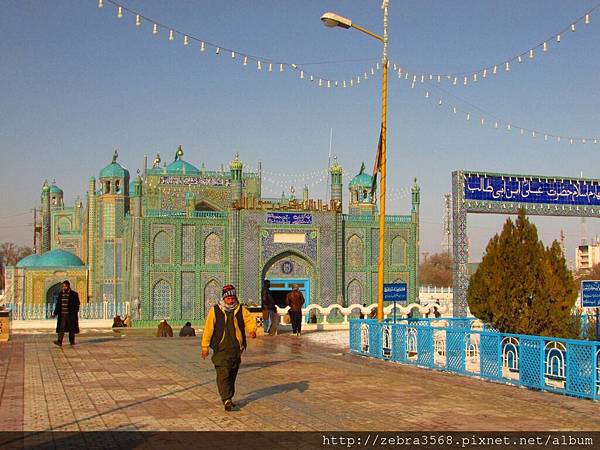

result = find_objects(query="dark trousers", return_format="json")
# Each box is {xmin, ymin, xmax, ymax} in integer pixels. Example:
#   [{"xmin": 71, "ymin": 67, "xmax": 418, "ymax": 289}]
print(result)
[
  {"xmin": 289, "ymin": 311, "xmax": 302, "ymax": 334},
  {"xmin": 58, "ymin": 314, "xmax": 75, "ymax": 345},
  {"xmin": 212, "ymin": 350, "xmax": 241, "ymax": 402}
]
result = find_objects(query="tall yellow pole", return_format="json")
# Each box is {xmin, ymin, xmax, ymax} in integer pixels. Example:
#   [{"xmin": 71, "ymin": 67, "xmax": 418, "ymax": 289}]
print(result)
[{"xmin": 377, "ymin": 1, "xmax": 389, "ymax": 321}]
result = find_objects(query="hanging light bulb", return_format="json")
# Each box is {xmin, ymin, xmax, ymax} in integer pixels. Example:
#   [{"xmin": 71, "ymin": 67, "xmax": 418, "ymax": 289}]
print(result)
[
  {"xmin": 570, "ymin": 138, "xmax": 574, "ymax": 145},
  {"xmin": 300, "ymin": 70, "xmax": 304, "ymax": 79},
  {"xmin": 518, "ymin": 55, "xmax": 523, "ymax": 63},
  {"xmin": 350, "ymin": 79, "xmax": 354, "ymax": 87},
  {"xmin": 420, "ymin": 75, "xmax": 425, "ymax": 83},
  {"xmin": 507, "ymin": 124, "xmax": 512, "ymax": 131},
  {"xmin": 257, "ymin": 60, "xmax": 261, "ymax": 70},
  {"xmin": 135, "ymin": 14, "xmax": 141, "ymax": 27},
  {"xmin": 494, "ymin": 122, "xmax": 499, "ymax": 129},
  {"xmin": 505, "ymin": 62, "xmax": 510, "ymax": 71},
  {"xmin": 215, "ymin": 47, "xmax": 220, "ymax": 54},
  {"xmin": 364, "ymin": 72, "xmax": 368, "ymax": 80},
  {"xmin": 411, "ymin": 81, "xmax": 415, "ymax": 89},
  {"xmin": 243, "ymin": 56, "xmax": 248, "ymax": 65},
  {"xmin": 343, "ymin": 80, "xmax": 347, "ymax": 88},
  {"xmin": 429, "ymin": 74, "xmax": 433, "ymax": 80},
  {"xmin": 556, "ymin": 33, "xmax": 561, "ymax": 43},
  {"xmin": 585, "ymin": 14, "xmax": 591, "ymax": 24},
  {"xmin": 571, "ymin": 23, "xmax": 576, "ymax": 32},
  {"xmin": 117, "ymin": 6, "xmax": 123, "ymax": 18},
  {"xmin": 529, "ymin": 49, "xmax": 534, "ymax": 59},
  {"xmin": 453, "ymin": 77, "xmax": 457, "ymax": 85},
  {"xmin": 582, "ymin": 138, "xmax": 587, "ymax": 144},
  {"xmin": 437, "ymin": 75, "xmax": 441, "ymax": 83},
  {"xmin": 231, "ymin": 51, "xmax": 235, "ymax": 58},
  {"xmin": 438, "ymin": 99, "xmax": 442, "ymax": 106},
  {"xmin": 169, "ymin": 30, "xmax": 174, "ymax": 41},
  {"xmin": 184, "ymin": 36, "xmax": 189, "ymax": 46},
  {"xmin": 543, "ymin": 41, "xmax": 548, "ymax": 52},
  {"xmin": 466, "ymin": 113, "xmax": 470, "ymax": 121},
  {"xmin": 463, "ymin": 76, "xmax": 468, "ymax": 85},
  {"xmin": 493, "ymin": 65, "xmax": 498, "ymax": 74},
  {"xmin": 520, "ymin": 128, "xmax": 524, "ymax": 135},
  {"xmin": 335, "ymin": 81, "xmax": 339, "ymax": 87},
  {"xmin": 593, "ymin": 139, "xmax": 598, "ymax": 144},
  {"xmin": 532, "ymin": 131, "xmax": 536, "ymax": 138},
  {"xmin": 327, "ymin": 80, "xmax": 331, "ymax": 88},
  {"xmin": 483, "ymin": 69, "xmax": 488, "ymax": 78},
  {"xmin": 268, "ymin": 63, "xmax": 272, "ymax": 72},
  {"xmin": 557, "ymin": 136, "xmax": 561, "ymax": 143},
  {"xmin": 473, "ymin": 73, "xmax": 478, "ymax": 82},
  {"xmin": 393, "ymin": 63, "xmax": 397, "ymax": 70},
  {"xmin": 544, "ymin": 134, "xmax": 548, "ymax": 141},
  {"xmin": 153, "ymin": 23, "xmax": 158, "ymax": 35},
  {"xmin": 376, "ymin": 63, "xmax": 380, "ymax": 71},
  {"xmin": 452, "ymin": 106, "xmax": 457, "ymax": 114},
  {"xmin": 279, "ymin": 64, "xmax": 284, "ymax": 72},
  {"xmin": 98, "ymin": 0, "xmax": 104, "ymax": 8},
  {"xmin": 425, "ymin": 91, "xmax": 430, "ymax": 98},
  {"xmin": 480, "ymin": 118, "xmax": 485, "ymax": 126},
  {"xmin": 357, "ymin": 76, "xmax": 360, "ymax": 84},
  {"xmin": 319, "ymin": 79, "xmax": 323, "ymax": 86}
]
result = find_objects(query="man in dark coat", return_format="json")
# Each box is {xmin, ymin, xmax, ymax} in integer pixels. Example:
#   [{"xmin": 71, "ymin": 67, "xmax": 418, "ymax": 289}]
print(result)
[
  {"xmin": 261, "ymin": 279, "xmax": 276, "ymax": 335},
  {"xmin": 52, "ymin": 280, "xmax": 80, "ymax": 346},
  {"xmin": 285, "ymin": 285, "xmax": 305, "ymax": 336}
]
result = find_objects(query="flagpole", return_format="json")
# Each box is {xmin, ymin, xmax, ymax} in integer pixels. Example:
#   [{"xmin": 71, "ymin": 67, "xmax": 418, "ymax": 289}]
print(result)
[{"xmin": 377, "ymin": 0, "xmax": 389, "ymax": 321}]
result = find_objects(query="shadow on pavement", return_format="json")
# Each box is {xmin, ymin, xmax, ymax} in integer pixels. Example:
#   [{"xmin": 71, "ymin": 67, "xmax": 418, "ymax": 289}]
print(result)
[{"xmin": 237, "ymin": 381, "xmax": 309, "ymax": 407}]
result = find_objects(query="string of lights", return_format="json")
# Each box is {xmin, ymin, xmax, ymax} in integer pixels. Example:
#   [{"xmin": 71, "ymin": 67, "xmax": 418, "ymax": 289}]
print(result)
[
  {"xmin": 389, "ymin": 3, "xmax": 600, "ymax": 87},
  {"xmin": 98, "ymin": 0, "xmax": 380, "ymax": 89},
  {"xmin": 404, "ymin": 78, "xmax": 600, "ymax": 144}
]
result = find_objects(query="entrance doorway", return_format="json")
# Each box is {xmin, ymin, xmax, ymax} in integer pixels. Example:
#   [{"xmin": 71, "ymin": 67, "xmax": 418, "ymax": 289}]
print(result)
[
  {"xmin": 46, "ymin": 282, "xmax": 62, "ymax": 319},
  {"xmin": 268, "ymin": 278, "xmax": 310, "ymax": 309}
]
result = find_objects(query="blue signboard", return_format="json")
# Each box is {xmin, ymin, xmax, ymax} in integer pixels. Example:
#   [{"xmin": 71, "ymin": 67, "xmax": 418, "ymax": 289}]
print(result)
[
  {"xmin": 581, "ymin": 280, "xmax": 600, "ymax": 307},
  {"xmin": 266, "ymin": 212, "xmax": 312, "ymax": 225},
  {"xmin": 383, "ymin": 283, "xmax": 407, "ymax": 302},
  {"xmin": 464, "ymin": 173, "xmax": 600, "ymax": 206}
]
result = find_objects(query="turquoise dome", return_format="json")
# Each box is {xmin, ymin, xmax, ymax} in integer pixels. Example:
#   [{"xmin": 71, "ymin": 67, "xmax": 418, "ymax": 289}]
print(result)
[
  {"xmin": 35, "ymin": 249, "xmax": 85, "ymax": 268},
  {"xmin": 349, "ymin": 172, "xmax": 373, "ymax": 188},
  {"xmin": 16, "ymin": 254, "xmax": 40, "ymax": 268},
  {"xmin": 166, "ymin": 159, "xmax": 200, "ymax": 175},
  {"xmin": 100, "ymin": 162, "xmax": 129, "ymax": 179},
  {"xmin": 49, "ymin": 184, "xmax": 63, "ymax": 194}
]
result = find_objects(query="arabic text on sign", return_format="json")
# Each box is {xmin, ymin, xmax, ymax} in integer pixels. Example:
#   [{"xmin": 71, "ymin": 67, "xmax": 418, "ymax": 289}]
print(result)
[
  {"xmin": 266, "ymin": 212, "xmax": 313, "ymax": 225},
  {"xmin": 160, "ymin": 176, "xmax": 231, "ymax": 187},
  {"xmin": 464, "ymin": 174, "xmax": 600, "ymax": 206}
]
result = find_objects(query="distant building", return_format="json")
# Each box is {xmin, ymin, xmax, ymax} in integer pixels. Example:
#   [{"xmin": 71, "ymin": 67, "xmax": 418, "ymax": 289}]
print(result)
[
  {"xmin": 5, "ymin": 147, "xmax": 420, "ymax": 320},
  {"xmin": 575, "ymin": 242, "xmax": 600, "ymax": 271}
]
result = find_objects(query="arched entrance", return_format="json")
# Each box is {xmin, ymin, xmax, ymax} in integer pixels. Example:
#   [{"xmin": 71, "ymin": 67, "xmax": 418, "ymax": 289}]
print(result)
[
  {"xmin": 262, "ymin": 251, "xmax": 316, "ymax": 308},
  {"xmin": 46, "ymin": 282, "xmax": 62, "ymax": 318}
]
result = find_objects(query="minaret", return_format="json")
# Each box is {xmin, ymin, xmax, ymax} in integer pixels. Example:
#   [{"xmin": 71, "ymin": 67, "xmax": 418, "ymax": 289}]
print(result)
[
  {"xmin": 229, "ymin": 153, "xmax": 243, "ymax": 206},
  {"xmin": 40, "ymin": 180, "xmax": 51, "ymax": 253},
  {"xmin": 303, "ymin": 185, "xmax": 309, "ymax": 209},
  {"xmin": 131, "ymin": 175, "xmax": 143, "ymax": 310},
  {"xmin": 87, "ymin": 177, "xmax": 97, "ymax": 302},
  {"xmin": 330, "ymin": 156, "xmax": 343, "ymax": 210}
]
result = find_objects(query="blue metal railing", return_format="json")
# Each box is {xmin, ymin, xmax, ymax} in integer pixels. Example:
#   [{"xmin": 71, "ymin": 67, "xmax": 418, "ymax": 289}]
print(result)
[
  {"xmin": 4, "ymin": 302, "xmax": 129, "ymax": 320},
  {"xmin": 350, "ymin": 319, "xmax": 600, "ymax": 401}
]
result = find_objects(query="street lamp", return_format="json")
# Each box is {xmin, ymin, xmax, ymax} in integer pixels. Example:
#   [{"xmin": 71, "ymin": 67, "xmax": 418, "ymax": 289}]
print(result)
[{"xmin": 321, "ymin": 2, "xmax": 389, "ymax": 322}]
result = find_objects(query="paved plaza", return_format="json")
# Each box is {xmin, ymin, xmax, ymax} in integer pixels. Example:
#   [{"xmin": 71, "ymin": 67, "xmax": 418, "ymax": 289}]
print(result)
[{"xmin": 1, "ymin": 329, "xmax": 599, "ymax": 434}]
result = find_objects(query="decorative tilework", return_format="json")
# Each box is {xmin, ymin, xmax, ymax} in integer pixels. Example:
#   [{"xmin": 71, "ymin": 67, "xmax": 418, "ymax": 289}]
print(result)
[
  {"xmin": 204, "ymin": 233, "xmax": 222, "ymax": 265},
  {"xmin": 181, "ymin": 272, "xmax": 194, "ymax": 319},
  {"xmin": 182, "ymin": 225, "xmax": 195, "ymax": 264},
  {"xmin": 391, "ymin": 236, "xmax": 407, "ymax": 266},
  {"xmin": 347, "ymin": 234, "xmax": 364, "ymax": 267},
  {"xmin": 347, "ymin": 279, "xmax": 363, "ymax": 305},
  {"xmin": 203, "ymin": 279, "xmax": 221, "ymax": 317},
  {"xmin": 152, "ymin": 279, "xmax": 172, "ymax": 319},
  {"xmin": 153, "ymin": 230, "xmax": 173, "ymax": 264}
]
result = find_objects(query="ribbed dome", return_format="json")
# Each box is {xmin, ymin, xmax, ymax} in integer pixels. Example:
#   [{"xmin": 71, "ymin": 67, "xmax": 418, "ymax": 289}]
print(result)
[
  {"xmin": 349, "ymin": 172, "xmax": 373, "ymax": 188},
  {"xmin": 36, "ymin": 249, "xmax": 85, "ymax": 268},
  {"xmin": 49, "ymin": 184, "xmax": 63, "ymax": 194},
  {"xmin": 16, "ymin": 254, "xmax": 40, "ymax": 268},
  {"xmin": 166, "ymin": 159, "xmax": 200, "ymax": 175}
]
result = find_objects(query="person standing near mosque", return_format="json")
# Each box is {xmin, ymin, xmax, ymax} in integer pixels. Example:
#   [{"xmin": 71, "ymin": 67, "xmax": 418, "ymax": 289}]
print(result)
[
  {"xmin": 285, "ymin": 285, "xmax": 305, "ymax": 336},
  {"xmin": 201, "ymin": 284, "xmax": 256, "ymax": 411},
  {"xmin": 51, "ymin": 280, "xmax": 80, "ymax": 346}
]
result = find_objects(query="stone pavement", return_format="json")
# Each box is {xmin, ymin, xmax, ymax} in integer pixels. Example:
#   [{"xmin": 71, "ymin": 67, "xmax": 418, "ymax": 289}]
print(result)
[{"xmin": 0, "ymin": 330, "xmax": 599, "ymax": 433}]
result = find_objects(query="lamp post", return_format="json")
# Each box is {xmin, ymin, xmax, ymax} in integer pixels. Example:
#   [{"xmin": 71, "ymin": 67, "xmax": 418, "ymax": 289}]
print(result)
[{"xmin": 321, "ymin": 2, "xmax": 389, "ymax": 321}]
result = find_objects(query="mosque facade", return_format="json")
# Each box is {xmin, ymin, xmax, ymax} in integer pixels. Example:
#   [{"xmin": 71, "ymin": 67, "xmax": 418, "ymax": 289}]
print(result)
[{"xmin": 5, "ymin": 146, "xmax": 420, "ymax": 321}]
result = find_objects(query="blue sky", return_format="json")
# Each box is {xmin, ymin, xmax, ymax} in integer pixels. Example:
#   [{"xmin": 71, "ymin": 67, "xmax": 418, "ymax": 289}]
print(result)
[{"xmin": 1, "ymin": 0, "xmax": 600, "ymax": 263}]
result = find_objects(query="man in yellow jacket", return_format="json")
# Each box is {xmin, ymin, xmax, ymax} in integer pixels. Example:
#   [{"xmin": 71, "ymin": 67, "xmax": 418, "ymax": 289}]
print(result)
[{"xmin": 202, "ymin": 284, "xmax": 256, "ymax": 411}]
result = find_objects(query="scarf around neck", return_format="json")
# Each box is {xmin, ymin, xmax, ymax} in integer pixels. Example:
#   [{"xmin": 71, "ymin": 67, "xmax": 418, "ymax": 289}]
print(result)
[{"xmin": 219, "ymin": 298, "xmax": 239, "ymax": 313}]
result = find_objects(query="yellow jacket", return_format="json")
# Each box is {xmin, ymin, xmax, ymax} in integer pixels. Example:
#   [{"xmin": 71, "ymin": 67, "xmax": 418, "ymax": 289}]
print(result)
[{"xmin": 202, "ymin": 304, "xmax": 257, "ymax": 352}]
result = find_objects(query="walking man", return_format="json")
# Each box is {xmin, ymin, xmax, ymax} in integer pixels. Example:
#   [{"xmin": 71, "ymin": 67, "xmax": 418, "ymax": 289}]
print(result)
[
  {"xmin": 285, "ymin": 285, "xmax": 305, "ymax": 336},
  {"xmin": 261, "ymin": 279, "xmax": 276, "ymax": 335},
  {"xmin": 201, "ymin": 284, "xmax": 256, "ymax": 411},
  {"xmin": 51, "ymin": 280, "xmax": 80, "ymax": 346}
]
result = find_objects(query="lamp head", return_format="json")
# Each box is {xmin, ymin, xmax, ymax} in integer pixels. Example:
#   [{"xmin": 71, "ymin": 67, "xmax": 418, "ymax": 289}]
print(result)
[{"xmin": 321, "ymin": 12, "xmax": 352, "ymax": 29}]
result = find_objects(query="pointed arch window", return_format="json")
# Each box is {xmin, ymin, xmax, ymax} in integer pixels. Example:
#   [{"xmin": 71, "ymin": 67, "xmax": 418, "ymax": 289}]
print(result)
[
  {"xmin": 153, "ymin": 231, "xmax": 173, "ymax": 264},
  {"xmin": 204, "ymin": 233, "xmax": 222, "ymax": 264}
]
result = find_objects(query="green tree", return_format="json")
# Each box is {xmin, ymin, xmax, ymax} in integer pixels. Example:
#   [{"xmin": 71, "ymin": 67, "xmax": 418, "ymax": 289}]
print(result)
[
  {"xmin": 468, "ymin": 210, "xmax": 578, "ymax": 338},
  {"xmin": 418, "ymin": 252, "xmax": 453, "ymax": 287}
]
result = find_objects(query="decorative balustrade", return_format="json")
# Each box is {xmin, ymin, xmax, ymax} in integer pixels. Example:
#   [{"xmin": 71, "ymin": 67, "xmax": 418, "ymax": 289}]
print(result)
[
  {"xmin": 4, "ymin": 302, "xmax": 130, "ymax": 320},
  {"xmin": 350, "ymin": 319, "xmax": 600, "ymax": 401}
]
